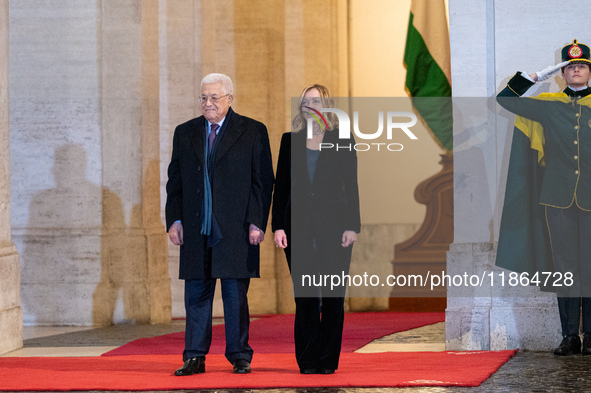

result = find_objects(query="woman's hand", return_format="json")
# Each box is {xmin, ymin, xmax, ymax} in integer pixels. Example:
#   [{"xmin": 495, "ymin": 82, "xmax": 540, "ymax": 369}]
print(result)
[
  {"xmin": 341, "ymin": 230, "xmax": 357, "ymax": 247},
  {"xmin": 275, "ymin": 229, "xmax": 288, "ymax": 248}
]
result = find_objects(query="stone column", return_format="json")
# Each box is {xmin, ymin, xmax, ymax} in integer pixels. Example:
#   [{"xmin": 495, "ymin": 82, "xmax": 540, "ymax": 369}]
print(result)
[
  {"xmin": 159, "ymin": 0, "xmax": 201, "ymax": 318},
  {"xmin": 232, "ymin": 0, "xmax": 347, "ymax": 314},
  {"xmin": 232, "ymin": 0, "xmax": 286, "ymax": 315},
  {"xmin": 446, "ymin": 0, "xmax": 582, "ymax": 351},
  {"xmin": 0, "ymin": 0, "xmax": 23, "ymax": 355},
  {"xmin": 10, "ymin": 0, "xmax": 170, "ymax": 326},
  {"xmin": 95, "ymin": 0, "xmax": 171, "ymax": 325}
]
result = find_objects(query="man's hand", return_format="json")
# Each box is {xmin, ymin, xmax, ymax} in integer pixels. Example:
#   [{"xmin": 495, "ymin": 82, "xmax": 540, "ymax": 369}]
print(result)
[
  {"xmin": 341, "ymin": 230, "xmax": 357, "ymax": 247},
  {"xmin": 274, "ymin": 229, "xmax": 288, "ymax": 249},
  {"xmin": 168, "ymin": 221, "xmax": 184, "ymax": 245},
  {"xmin": 249, "ymin": 223, "xmax": 265, "ymax": 245},
  {"xmin": 534, "ymin": 61, "xmax": 570, "ymax": 82}
]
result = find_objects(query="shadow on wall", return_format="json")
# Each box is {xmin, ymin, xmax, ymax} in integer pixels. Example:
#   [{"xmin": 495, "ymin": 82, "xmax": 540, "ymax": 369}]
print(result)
[
  {"xmin": 22, "ymin": 144, "xmax": 101, "ymax": 325},
  {"xmin": 93, "ymin": 186, "xmax": 135, "ymax": 325},
  {"xmin": 21, "ymin": 144, "xmax": 162, "ymax": 326},
  {"xmin": 95, "ymin": 160, "xmax": 170, "ymax": 325},
  {"xmin": 95, "ymin": 159, "xmax": 169, "ymax": 325}
]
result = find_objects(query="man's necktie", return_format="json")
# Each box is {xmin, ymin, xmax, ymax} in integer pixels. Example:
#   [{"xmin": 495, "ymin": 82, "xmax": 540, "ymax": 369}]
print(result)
[{"xmin": 209, "ymin": 123, "xmax": 219, "ymax": 151}]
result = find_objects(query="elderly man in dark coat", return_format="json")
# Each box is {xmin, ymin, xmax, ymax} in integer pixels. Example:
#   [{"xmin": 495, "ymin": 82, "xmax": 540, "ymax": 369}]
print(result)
[{"xmin": 166, "ymin": 73, "xmax": 273, "ymax": 375}]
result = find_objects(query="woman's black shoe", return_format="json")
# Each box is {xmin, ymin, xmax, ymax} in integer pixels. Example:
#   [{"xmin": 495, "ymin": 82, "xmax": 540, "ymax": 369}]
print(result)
[
  {"xmin": 317, "ymin": 369, "xmax": 335, "ymax": 374},
  {"xmin": 300, "ymin": 368, "xmax": 317, "ymax": 374}
]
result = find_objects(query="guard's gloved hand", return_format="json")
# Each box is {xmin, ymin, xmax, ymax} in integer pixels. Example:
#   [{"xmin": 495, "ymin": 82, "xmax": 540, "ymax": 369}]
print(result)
[{"xmin": 535, "ymin": 61, "xmax": 570, "ymax": 81}]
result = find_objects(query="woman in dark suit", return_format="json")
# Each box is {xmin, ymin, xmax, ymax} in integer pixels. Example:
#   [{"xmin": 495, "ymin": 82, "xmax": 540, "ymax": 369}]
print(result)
[{"xmin": 272, "ymin": 84, "xmax": 361, "ymax": 374}]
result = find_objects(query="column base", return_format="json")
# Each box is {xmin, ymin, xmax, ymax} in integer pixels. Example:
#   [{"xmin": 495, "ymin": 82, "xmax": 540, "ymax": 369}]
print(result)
[
  {"xmin": 0, "ymin": 247, "xmax": 23, "ymax": 354},
  {"xmin": 446, "ymin": 242, "xmax": 561, "ymax": 351}
]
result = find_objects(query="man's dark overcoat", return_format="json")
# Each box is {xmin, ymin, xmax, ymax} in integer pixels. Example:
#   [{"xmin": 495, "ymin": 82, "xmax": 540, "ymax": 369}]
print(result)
[{"xmin": 166, "ymin": 107, "xmax": 274, "ymax": 279}]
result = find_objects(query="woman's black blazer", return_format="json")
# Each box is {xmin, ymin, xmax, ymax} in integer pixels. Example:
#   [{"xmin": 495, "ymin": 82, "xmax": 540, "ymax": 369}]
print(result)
[{"xmin": 272, "ymin": 129, "xmax": 361, "ymax": 238}]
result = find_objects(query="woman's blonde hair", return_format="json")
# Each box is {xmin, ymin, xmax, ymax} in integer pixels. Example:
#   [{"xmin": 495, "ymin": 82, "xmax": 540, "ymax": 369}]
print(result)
[{"xmin": 292, "ymin": 84, "xmax": 339, "ymax": 133}]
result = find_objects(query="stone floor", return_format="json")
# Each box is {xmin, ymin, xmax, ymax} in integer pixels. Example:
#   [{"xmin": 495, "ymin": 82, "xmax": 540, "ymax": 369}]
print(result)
[{"xmin": 2, "ymin": 319, "xmax": 591, "ymax": 392}]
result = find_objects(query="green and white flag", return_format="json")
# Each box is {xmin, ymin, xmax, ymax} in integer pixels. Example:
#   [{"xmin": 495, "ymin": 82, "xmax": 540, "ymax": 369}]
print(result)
[{"xmin": 404, "ymin": 0, "xmax": 453, "ymax": 152}]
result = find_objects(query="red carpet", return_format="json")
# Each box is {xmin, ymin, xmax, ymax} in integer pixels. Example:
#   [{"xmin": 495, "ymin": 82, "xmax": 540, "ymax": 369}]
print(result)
[
  {"xmin": 102, "ymin": 312, "xmax": 445, "ymax": 356},
  {"xmin": 0, "ymin": 350, "xmax": 518, "ymax": 390}
]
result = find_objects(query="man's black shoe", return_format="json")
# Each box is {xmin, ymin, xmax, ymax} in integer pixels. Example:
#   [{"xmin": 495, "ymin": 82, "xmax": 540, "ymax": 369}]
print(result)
[
  {"xmin": 582, "ymin": 334, "xmax": 591, "ymax": 356},
  {"xmin": 232, "ymin": 359, "xmax": 251, "ymax": 374},
  {"xmin": 174, "ymin": 357, "xmax": 205, "ymax": 376},
  {"xmin": 554, "ymin": 335, "xmax": 581, "ymax": 356}
]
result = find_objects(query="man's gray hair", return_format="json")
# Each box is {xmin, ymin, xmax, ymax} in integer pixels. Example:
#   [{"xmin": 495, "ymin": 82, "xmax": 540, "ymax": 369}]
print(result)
[{"xmin": 201, "ymin": 73, "xmax": 234, "ymax": 95}]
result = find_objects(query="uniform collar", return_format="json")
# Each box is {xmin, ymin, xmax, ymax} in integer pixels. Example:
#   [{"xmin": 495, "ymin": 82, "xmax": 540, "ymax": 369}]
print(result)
[{"xmin": 564, "ymin": 86, "xmax": 591, "ymax": 97}]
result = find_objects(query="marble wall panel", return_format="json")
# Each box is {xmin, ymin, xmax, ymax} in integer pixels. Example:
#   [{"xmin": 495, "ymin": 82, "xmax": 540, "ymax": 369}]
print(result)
[{"xmin": 10, "ymin": 0, "xmax": 169, "ymax": 326}]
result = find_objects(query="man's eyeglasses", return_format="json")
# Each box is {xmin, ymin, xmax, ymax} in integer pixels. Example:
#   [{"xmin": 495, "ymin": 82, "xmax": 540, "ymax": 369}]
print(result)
[{"xmin": 199, "ymin": 94, "xmax": 230, "ymax": 104}]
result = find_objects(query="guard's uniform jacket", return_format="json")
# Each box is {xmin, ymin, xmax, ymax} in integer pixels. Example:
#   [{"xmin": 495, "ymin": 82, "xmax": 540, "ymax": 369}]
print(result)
[{"xmin": 497, "ymin": 72, "xmax": 591, "ymax": 210}]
